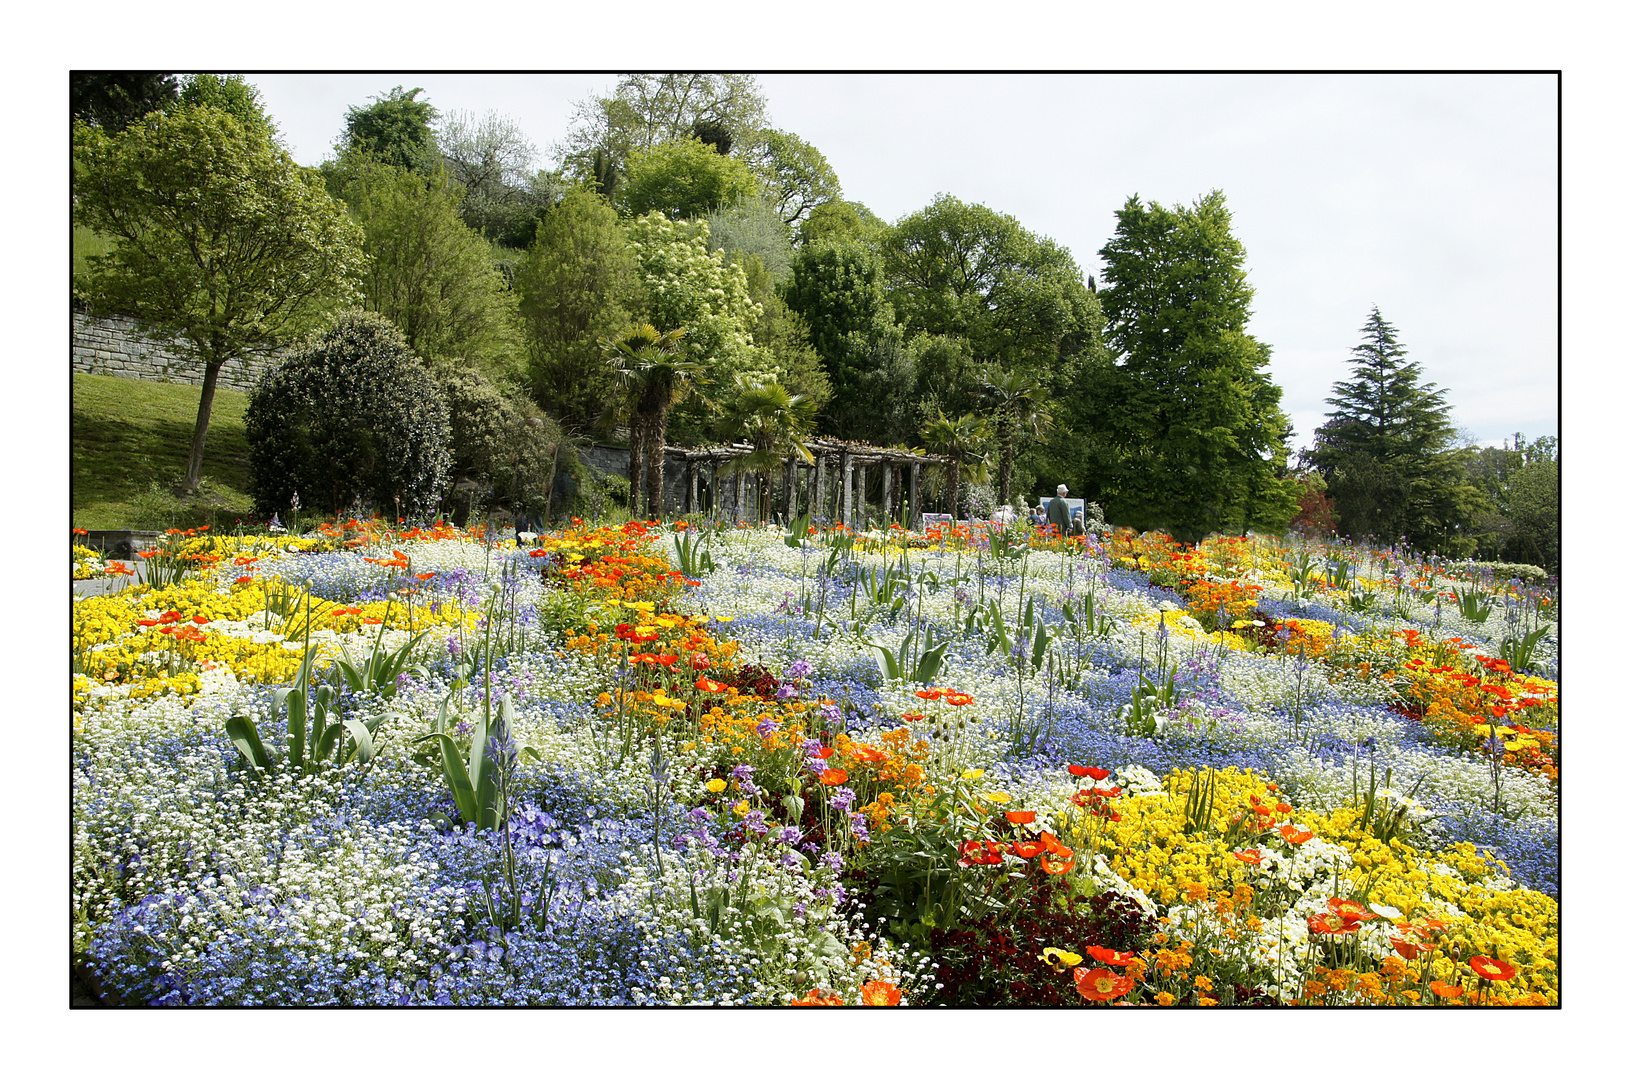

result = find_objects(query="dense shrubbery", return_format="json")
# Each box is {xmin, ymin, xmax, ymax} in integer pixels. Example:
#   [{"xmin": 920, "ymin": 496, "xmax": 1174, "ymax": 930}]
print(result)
[
  {"xmin": 430, "ymin": 362, "xmax": 566, "ymax": 523},
  {"xmin": 247, "ymin": 311, "xmax": 451, "ymax": 520}
]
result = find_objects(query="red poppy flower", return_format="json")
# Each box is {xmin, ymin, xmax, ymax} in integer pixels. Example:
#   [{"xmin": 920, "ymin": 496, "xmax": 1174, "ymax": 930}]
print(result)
[
  {"xmin": 943, "ymin": 692, "xmax": 973, "ymax": 706},
  {"xmin": 819, "ymin": 768, "xmax": 849, "ymax": 786},
  {"xmin": 234, "ymin": 576, "xmax": 254, "ymax": 585},
  {"xmin": 158, "ymin": 610, "xmax": 184, "ymax": 624},
  {"xmin": 1010, "ymin": 840, "xmax": 1045, "ymax": 859},
  {"xmin": 815, "ymin": 746, "xmax": 835, "ymax": 759},
  {"xmin": 689, "ymin": 654, "xmax": 711, "ymax": 670},
  {"xmin": 191, "ymin": 614, "xmax": 210, "ymax": 625},
  {"xmin": 914, "ymin": 688, "xmax": 943, "ymax": 701},
  {"xmin": 137, "ymin": 619, "xmax": 159, "ymax": 627},
  {"xmin": 1074, "ymin": 966, "xmax": 1133, "ymax": 1001},
  {"xmin": 1067, "ymin": 764, "xmax": 1091, "ymax": 777},
  {"xmin": 1233, "ymin": 849, "xmax": 1264, "ymax": 865},
  {"xmin": 1469, "ymin": 955, "xmax": 1517, "ymax": 981},
  {"xmin": 695, "ymin": 677, "xmax": 728, "ymax": 694},
  {"xmin": 1279, "ymin": 824, "xmax": 1315, "ymax": 845},
  {"xmin": 1005, "ymin": 810, "xmax": 1036, "ymax": 825}
]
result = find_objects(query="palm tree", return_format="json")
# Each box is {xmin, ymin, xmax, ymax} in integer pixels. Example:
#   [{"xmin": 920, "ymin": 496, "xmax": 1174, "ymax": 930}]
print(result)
[
  {"xmin": 978, "ymin": 370, "xmax": 1054, "ymax": 509},
  {"xmin": 601, "ymin": 323, "xmax": 699, "ymax": 518},
  {"xmin": 920, "ymin": 410, "xmax": 989, "ymax": 519},
  {"xmin": 715, "ymin": 374, "xmax": 817, "ymax": 522}
]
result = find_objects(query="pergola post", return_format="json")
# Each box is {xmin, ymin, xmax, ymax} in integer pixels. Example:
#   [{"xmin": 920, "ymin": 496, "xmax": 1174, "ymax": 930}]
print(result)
[
  {"xmin": 909, "ymin": 462, "xmax": 921, "ymax": 529},
  {"xmin": 814, "ymin": 452, "xmax": 827, "ymax": 524},
  {"xmin": 882, "ymin": 461, "xmax": 895, "ymax": 527},
  {"xmin": 687, "ymin": 458, "xmax": 697, "ymax": 514},
  {"xmin": 785, "ymin": 458, "xmax": 797, "ymax": 523},
  {"xmin": 735, "ymin": 466, "xmax": 746, "ymax": 523},
  {"xmin": 840, "ymin": 451, "xmax": 853, "ymax": 529}
]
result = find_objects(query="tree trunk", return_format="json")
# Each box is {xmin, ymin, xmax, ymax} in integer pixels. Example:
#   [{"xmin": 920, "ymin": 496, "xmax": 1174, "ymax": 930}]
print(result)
[
  {"xmin": 647, "ymin": 405, "xmax": 668, "ymax": 519},
  {"xmin": 183, "ymin": 360, "xmax": 225, "ymax": 492},
  {"xmin": 997, "ymin": 413, "xmax": 1014, "ymax": 508},
  {"xmin": 627, "ymin": 416, "xmax": 647, "ymax": 518}
]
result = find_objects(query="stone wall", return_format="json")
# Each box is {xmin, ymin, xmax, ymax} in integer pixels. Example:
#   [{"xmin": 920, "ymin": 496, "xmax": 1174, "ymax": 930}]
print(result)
[{"xmin": 72, "ymin": 311, "xmax": 275, "ymax": 394}]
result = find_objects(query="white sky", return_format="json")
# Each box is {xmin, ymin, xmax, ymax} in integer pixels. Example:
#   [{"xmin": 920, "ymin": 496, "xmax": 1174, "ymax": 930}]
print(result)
[{"xmin": 250, "ymin": 71, "xmax": 1557, "ymax": 453}]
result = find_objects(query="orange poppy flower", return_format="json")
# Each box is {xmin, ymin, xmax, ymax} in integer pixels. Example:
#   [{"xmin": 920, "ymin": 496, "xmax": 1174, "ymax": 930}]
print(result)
[
  {"xmin": 1074, "ymin": 966, "xmax": 1133, "ymax": 1002},
  {"xmin": 1307, "ymin": 912, "xmax": 1358, "ymax": 935},
  {"xmin": 1040, "ymin": 852, "xmax": 1075, "ymax": 875},
  {"xmin": 915, "ymin": 688, "xmax": 943, "ymax": 701},
  {"xmin": 1391, "ymin": 937, "xmax": 1425, "ymax": 961},
  {"xmin": 416, "ymin": 572, "xmax": 436, "ymax": 580},
  {"xmin": 1232, "ymin": 849, "xmax": 1264, "ymax": 865},
  {"xmin": 1469, "ymin": 956, "xmax": 1517, "ymax": 981},
  {"xmin": 234, "ymin": 576, "xmax": 253, "ymax": 585},
  {"xmin": 1011, "ymin": 840, "xmax": 1045, "ymax": 859},
  {"xmin": 1279, "ymin": 824, "xmax": 1315, "ymax": 845},
  {"xmin": 1083, "ymin": 945, "xmax": 1137, "ymax": 966},
  {"xmin": 820, "ymin": 768, "xmax": 849, "ymax": 786},
  {"xmin": 1005, "ymin": 810, "xmax": 1036, "ymax": 825},
  {"xmin": 1326, "ymin": 899, "xmax": 1376, "ymax": 921},
  {"xmin": 943, "ymin": 692, "xmax": 973, "ymax": 706},
  {"xmin": 859, "ymin": 980, "xmax": 901, "ymax": 1006},
  {"xmin": 849, "ymin": 744, "xmax": 888, "ymax": 764},
  {"xmin": 695, "ymin": 677, "xmax": 729, "ymax": 693},
  {"xmin": 789, "ymin": 988, "xmax": 844, "ymax": 1006},
  {"xmin": 191, "ymin": 614, "xmax": 210, "ymax": 625},
  {"xmin": 689, "ymin": 653, "xmax": 711, "ymax": 670},
  {"xmin": 1429, "ymin": 980, "xmax": 1465, "ymax": 999}
]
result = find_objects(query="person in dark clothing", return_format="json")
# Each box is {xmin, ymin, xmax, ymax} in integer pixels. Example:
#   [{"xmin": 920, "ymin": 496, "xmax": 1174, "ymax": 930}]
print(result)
[
  {"xmin": 1070, "ymin": 507, "xmax": 1086, "ymax": 537},
  {"xmin": 1045, "ymin": 484, "xmax": 1072, "ymax": 538}
]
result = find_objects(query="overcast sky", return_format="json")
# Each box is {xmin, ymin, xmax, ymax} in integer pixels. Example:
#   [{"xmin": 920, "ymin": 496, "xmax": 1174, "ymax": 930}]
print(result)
[{"xmin": 251, "ymin": 72, "xmax": 1558, "ymax": 454}]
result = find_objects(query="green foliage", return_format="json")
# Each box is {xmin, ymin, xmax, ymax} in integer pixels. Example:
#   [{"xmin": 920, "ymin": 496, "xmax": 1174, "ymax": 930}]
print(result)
[
  {"xmin": 880, "ymin": 193, "xmax": 1103, "ymax": 377},
  {"xmin": 602, "ymin": 323, "xmax": 701, "ymax": 517},
  {"xmin": 796, "ymin": 199, "xmax": 887, "ymax": 248},
  {"xmin": 342, "ymin": 86, "xmax": 439, "ymax": 173},
  {"xmin": 1307, "ymin": 307, "xmax": 1488, "ymax": 554},
  {"xmin": 782, "ymin": 240, "xmax": 917, "ymax": 439},
  {"xmin": 558, "ymin": 74, "xmax": 769, "ymax": 190},
  {"xmin": 246, "ymin": 311, "xmax": 451, "ymax": 519},
  {"xmin": 920, "ymin": 411, "xmax": 990, "ymax": 517},
  {"xmin": 618, "ymin": 137, "xmax": 760, "ymax": 221},
  {"xmin": 71, "ymin": 72, "xmax": 178, "ymax": 132},
  {"xmin": 174, "ymin": 74, "xmax": 276, "ymax": 141},
  {"xmin": 624, "ymin": 214, "xmax": 764, "ymax": 386},
  {"xmin": 516, "ymin": 188, "xmax": 646, "ymax": 427},
  {"xmin": 741, "ymin": 129, "xmax": 843, "ymax": 227},
  {"xmin": 337, "ymin": 160, "xmax": 524, "ymax": 380},
  {"xmin": 1090, "ymin": 191, "xmax": 1294, "ymax": 542},
  {"xmin": 706, "ymin": 197, "xmax": 794, "ymax": 282},
  {"xmin": 429, "ymin": 362, "xmax": 564, "ymax": 520},
  {"xmin": 437, "ymin": 109, "xmax": 550, "ymax": 246},
  {"xmin": 977, "ymin": 370, "xmax": 1053, "ymax": 508},
  {"xmin": 226, "ymin": 635, "xmax": 389, "ymax": 778},
  {"xmin": 73, "ymin": 104, "xmax": 366, "ymax": 491}
]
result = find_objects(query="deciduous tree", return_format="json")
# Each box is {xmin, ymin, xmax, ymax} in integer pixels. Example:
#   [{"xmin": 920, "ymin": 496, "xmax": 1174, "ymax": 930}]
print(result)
[
  {"xmin": 73, "ymin": 104, "xmax": 365, "ymax": 491},
  {"xmin": 617, "ymin": 137, "xmax": 759, "ymax": 221},
  {"xmin": 341, "ymin": 85, "xmax": 439, "ymax": 173},
  {"xmin": 1092, "ymin": 191, "xmax": 1295, "ymax": 540}
]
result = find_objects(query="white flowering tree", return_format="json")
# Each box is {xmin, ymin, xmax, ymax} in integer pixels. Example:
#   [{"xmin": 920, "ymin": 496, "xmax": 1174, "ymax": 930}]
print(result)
[{"xmin": 623, "ymin": 213, "xmax": 768, "ymax": 390}]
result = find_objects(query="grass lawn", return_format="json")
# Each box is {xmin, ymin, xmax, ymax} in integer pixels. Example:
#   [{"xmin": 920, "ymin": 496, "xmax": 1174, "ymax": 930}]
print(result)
[{"xmin": 71, "ymin": 372, "xmax": 256, "ymax": 531}]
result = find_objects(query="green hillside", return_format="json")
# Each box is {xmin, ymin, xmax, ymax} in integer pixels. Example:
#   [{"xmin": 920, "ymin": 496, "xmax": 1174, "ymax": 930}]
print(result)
[{"xmin": 71, "ymin": 372, "xmax": 257, "ymax": 530}]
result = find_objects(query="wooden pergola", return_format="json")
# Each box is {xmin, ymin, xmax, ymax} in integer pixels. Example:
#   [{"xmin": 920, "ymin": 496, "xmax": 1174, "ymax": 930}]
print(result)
[{"xmin": 662, "ymin": 438, "xmax": 946, "ymax": 528}]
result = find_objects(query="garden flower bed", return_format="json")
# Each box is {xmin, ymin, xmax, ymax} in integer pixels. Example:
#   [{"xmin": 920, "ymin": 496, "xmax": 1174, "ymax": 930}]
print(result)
[{"xmin": 71, "ymin": 516, "xmax": 1558, "ymax": 1006}]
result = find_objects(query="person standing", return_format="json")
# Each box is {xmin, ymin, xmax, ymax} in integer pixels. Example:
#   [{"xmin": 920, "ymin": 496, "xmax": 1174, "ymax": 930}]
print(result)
[{"xmin": 1046, "ymin": 484, "xmax": 1072, "ymax": 538}]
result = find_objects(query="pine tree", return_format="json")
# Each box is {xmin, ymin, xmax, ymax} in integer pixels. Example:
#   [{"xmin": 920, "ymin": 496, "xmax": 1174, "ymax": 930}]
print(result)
[{"xmin": 1308, "ymin": 307, "xmax": 1485, "ymax": 552}]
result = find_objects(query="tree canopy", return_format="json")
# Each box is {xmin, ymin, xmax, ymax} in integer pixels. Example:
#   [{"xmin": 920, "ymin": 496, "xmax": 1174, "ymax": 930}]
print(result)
[
  {"xmin": 73, "ymin": 103, "xmax": 366, "ymax": 491},
  {"xmin": 617, "ymin": 136, "xmax": 760, "ymax": 221},
  {"xmin": 558, "ymin": 74, "xmax": 769, "ymax": 187},
  {"xmin": 71, "ymin": 72, "xmax": 178, "ymax": 132},
  {"xmin": 341, "ymin": 86, "xmax": 439, "ymax": 173},
  {"xmin": 1307, "ymin": 306, "xmax": 1486, "ymax": 553},
  {"xmin": 1090, "ymin": 191, "xmax": 1295, "ymax": 540}
]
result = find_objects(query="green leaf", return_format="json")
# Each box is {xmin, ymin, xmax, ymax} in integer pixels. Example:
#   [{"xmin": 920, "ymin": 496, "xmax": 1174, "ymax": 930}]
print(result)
[{"xmin": 225, "ymin": 712, "xmax": 272, "ymax": 772}]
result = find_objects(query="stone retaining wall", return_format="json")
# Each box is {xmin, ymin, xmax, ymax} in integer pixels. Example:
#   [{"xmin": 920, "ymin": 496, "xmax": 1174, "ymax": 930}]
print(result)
[{"xmin": 72, "ymin": 311, "xmax": 276, "ymax": 394}]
